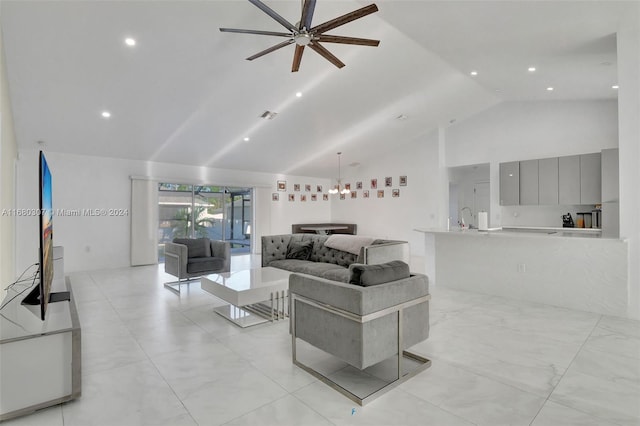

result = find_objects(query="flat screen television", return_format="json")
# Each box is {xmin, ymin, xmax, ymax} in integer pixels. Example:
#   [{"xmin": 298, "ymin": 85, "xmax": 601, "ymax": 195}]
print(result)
[{"xmin": 22, "ymin": 151, "xmax": 68, "ymax": 320}]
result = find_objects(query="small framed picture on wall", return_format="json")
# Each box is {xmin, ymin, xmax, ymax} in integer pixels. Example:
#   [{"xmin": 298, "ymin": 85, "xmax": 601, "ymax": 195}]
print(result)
[
  {"xmin": 305, "ymin": 184, "xmax": 311, "ymax": 192},
  {"xmin": 301, "ymin": 195, "xmax": 307, "ymax": 202},
  {"xmin": 363, "ymin": 190, "xmax": 370, "ymax": 198},
  {"xmin": 351, "ymin": 191, "xmax": 357, "ymax": 199},
  {"xmin": 277, "ymin": 180, "xmax": 286, "ymax": 191},
  {"xmin": 399, "ymin": 176, "xmax": 407, "ymax": 186},
  {"xmin": 272, "ymin": 193, "xmax": 279, "ymax": 201},
  {"xmin": 356, "ymin": 181, "xmax": 363, "ymax": 190},
  {"xmin": 371, "ymin": 179, "xmax": 377, "ymax": 189},
  {"xmin": 288, "ymin": 194, "xmax": 295, "ymax": 201},
  {"xmin": 392, "ymin": 189, "xmax": 400, "ymax": 198},
  {"xmin": 311, "ymin": 194, "xmax": 317, "ymax": 201},
  {"xmin": 323, "ymin": 194, "xmax": 329, "ymax": 201},
  {"xmin": 294, "ymin": 184, "xmax": 301, "ymax": 192},
  {"xmin": 377, "ymin": 190, "xmax": 384, "ymax": 198},
  {"xmin": 316, "ymin": 185, "xmax": 323, "ymax": 193},
  {"xmin": 385, "ymin": 177, "xmax": 392, "ymax": 187}
]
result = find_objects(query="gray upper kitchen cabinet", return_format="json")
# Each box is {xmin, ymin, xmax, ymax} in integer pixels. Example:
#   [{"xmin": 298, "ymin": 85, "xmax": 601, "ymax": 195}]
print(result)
[
  {"xmin": 538, "ymin": 157, "xmax": 559, "ymax": 205},
  {"xmin": 580, "ymin": 153, "xmax": 601, "ymax": 204},
  {"xmin": 519, "ymin": 159, "xmax": 539, "ymax": 205},
  {"xmin": 559, "ymin": 155, "xmax": 581, "ymax": 205},
  {"xmin": 500, "ymin": 161, "xmax": 520, "ymax": 205}
]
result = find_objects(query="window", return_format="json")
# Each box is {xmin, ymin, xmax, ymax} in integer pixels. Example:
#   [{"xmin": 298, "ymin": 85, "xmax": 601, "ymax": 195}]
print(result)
[{"xmin": 158, "ymin": 183, "xmax": 252, "ymax": 261}]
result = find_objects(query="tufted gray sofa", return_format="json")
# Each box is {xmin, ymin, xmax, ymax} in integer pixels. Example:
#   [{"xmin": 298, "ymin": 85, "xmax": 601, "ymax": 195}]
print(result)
[{"xmin": 261, "ymin": 234, "xmax": 410, "ymax": 283}]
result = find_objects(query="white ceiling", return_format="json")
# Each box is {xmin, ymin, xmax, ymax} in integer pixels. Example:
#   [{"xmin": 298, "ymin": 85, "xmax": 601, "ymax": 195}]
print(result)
[{"xmin": 1, "ymin": 1, "xmax": 633, "ymax": 178}]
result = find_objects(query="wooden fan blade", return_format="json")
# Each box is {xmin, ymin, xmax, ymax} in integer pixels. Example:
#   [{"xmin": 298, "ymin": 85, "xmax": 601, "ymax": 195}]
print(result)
[
  {"xmin": 300, "ymin": 0, "xmax": 317, "ymax": 30},
  {"xmin": 220, "ymin": 28, "xmax": 292, "ymax": 37},
  {"xmin": 315, "ymin": 35, "xmax": 379, "ymax": 46},
  {"xmin": 249, "ymin": 0, "xmax": 298, "ymax": 32},
  {"xmin": 308, "ymin": 42, "xmax": 345, "ymax": 69},
  {"xmin": 292, "ymin": 45, "xmax": 305, "ymax": 72},
  {"xmin": 247, "ymin": 39, "xmax": 294, "ymax": 61},
  {"xmin": 311, "ymin": 4, "xmax": 378, "ymax": 34}
]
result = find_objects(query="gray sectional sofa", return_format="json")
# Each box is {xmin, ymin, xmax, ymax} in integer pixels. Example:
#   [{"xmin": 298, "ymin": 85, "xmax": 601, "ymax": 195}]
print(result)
[{"xmin": 261, "ymin": 233, "xmax": 410, "ymax": 283}]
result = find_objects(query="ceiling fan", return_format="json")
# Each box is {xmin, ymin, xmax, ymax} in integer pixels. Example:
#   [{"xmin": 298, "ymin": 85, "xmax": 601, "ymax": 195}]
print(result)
[{"xmin": 220, "ymin": 0, "xmax": 380, "ymax": 72}]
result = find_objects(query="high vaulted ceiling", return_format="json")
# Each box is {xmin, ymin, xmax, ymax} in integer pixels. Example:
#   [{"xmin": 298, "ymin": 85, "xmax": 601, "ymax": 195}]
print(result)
[{"xmin": 1, "ymin": 1, "xmax": 635, "ymax": 178}]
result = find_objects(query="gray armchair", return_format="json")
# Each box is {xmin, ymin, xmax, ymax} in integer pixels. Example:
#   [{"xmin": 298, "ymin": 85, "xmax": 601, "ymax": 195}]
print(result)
[
  {"xmin": 289, "ymin": 261, "xmax": 431, "ymax": 405},
  {"xmin": 164, "ymin": 238, "xmax": 230, "ymax": 293}
]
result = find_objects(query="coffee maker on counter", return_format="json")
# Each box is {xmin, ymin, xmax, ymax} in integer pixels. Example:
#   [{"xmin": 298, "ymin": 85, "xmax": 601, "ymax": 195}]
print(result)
[{"xmin": 562, "ymin": 212, "xmax": 575, "ymax": 228}]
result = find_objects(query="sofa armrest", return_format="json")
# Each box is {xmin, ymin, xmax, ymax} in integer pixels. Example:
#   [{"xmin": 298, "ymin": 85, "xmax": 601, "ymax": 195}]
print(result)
[
  {"xmin": 362, "ymin": 241, "xmax": 410, "ymax": 265},
  {"xmin": 261, "ymin": 235, "xmax": 292, "ymax": 266},
  {"xmin": 210, "ymin": 240, "xmax": 231, "ymax": 273},
  {"xmin": 289, "ymin": 272, "xmax": 428, "ymax": 316},
  {"xmin": 164, "ymin": 242, "xmax": 188, "ymax": 278}
]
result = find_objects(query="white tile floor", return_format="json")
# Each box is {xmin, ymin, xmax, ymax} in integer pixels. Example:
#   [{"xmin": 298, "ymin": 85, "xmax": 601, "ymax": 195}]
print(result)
[{"xmin": 4, "ymin": 260, "xmax": 639, "ymax": 426}]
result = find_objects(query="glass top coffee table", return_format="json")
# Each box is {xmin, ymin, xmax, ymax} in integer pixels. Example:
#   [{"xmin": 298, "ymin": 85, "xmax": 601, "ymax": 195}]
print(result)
[{"xmin": 201, "ymin": 267, "xmax": 292, "ymax": 328}]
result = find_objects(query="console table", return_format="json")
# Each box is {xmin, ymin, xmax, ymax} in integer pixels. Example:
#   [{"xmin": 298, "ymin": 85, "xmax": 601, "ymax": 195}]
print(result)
[
  {"xmin": 0, "ymin": 247, "xmax": 81, "ymax": 421},
  {"xmin": 292, "ymin": 223, "xmax": 357, "ymax": 235}
]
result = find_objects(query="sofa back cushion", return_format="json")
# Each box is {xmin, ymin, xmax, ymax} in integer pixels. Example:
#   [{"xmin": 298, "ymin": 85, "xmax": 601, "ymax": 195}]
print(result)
[
  {"xmin": 173, "ymin": 238, "xmax": 211, "ymax": 258},
  {"xmin": 308, "ymin": 236, "xmax": 359, "ymax": 267},
  {"xmin": 262, "ymin": 235, "xmax": 293, "ymax": 266},
  {"xmin": 349, "ymin": 260, "xmax": 411, "ymax": 286}
]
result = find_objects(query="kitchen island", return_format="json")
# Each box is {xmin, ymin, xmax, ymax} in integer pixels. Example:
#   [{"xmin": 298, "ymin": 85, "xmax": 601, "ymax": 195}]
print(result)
[{"xmin": 415, "ymin": 227, "xmax": 628, "ymax": 317}]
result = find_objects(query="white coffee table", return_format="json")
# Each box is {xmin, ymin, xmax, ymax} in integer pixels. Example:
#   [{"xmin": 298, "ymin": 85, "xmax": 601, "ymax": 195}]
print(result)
[{"xmin": 201, "ymin": 267, "xmax": 292, "ymax": 328}]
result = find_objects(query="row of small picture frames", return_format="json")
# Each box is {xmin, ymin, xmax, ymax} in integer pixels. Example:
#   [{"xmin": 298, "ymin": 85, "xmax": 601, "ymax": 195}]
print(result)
[{"xmin": 272, "ymin": 176, "xmax": 407, "ymax": 201}]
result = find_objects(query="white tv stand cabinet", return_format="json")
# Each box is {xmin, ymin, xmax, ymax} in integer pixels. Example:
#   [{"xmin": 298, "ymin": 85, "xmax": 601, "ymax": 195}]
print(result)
[{"xmin": 0, "ymin": 247, "xmax": 81, "ymax": 421}]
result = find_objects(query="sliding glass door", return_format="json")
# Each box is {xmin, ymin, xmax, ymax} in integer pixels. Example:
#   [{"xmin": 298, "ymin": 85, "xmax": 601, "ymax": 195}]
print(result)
[{"xmin": 158, "ymin": 183, "xmax": 252, "ymax": 261}]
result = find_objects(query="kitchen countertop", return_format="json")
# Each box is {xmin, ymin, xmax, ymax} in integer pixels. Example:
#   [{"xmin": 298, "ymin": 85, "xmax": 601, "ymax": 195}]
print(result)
[{"xmin": 415, "ymin": 226, "xmax": 607, "ymax": 239}]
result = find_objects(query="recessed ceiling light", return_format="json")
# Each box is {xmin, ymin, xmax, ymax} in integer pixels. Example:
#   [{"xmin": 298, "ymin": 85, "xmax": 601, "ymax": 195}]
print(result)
[
  {"xmin": 546, "ymin": 87, "xmax": 554, "ymax": 91},
  {"xmin": 528, "ymin": 67, "xmax": 536, "ymax": 72},
  {"xmin": 101, "ymin": 111, "xmax": 111, "ymax": 118},
  {"xmin": 295, "ymin": 92, "xmax": 302, "ymax": 98},
  {"xmin": 243, "ymin": 137, "xmax": 250, "ymax": 142},
  {"xmin": 470, "ymin": 71, "xmax": 478, "ymax": 76},
  {"xmin": 612, "ymin": 85, "xmax": 619, "ymax": 89},
  {"xmin": 125, "ymin": 38, "xmax": 136, "ymax": 46}
]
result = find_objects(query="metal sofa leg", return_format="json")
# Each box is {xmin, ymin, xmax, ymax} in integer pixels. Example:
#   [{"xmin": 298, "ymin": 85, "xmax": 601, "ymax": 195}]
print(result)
[{"xmin": 163, "ymin": 277, "xmax": 200, "ymax": 294}]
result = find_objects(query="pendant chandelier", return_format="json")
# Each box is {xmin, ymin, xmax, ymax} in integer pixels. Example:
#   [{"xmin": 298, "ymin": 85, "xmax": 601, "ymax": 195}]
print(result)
[{"xmin": 328, "ymin": 152, "xmax": 350, "ymax": 195}]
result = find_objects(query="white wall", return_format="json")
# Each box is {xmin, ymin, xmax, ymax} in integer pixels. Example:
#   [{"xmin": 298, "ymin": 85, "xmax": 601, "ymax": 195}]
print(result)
[
  {"xmin": 617, "ymin": 23, "xmax": 640, "ymax": 319},
  {"xmin": 0, "ymin": 28, "xmax": 18, "ymax": 296},
  {"xmin": 331, "ymin": 130, "xmax": 443, "ymax": 272},
  {"xmin": 445, "ymin": 100, "xmax": 619, "ymax": 227},
  {"xmin": 15, "ymin": 150, "xmax": 331, "ymax": 273}
]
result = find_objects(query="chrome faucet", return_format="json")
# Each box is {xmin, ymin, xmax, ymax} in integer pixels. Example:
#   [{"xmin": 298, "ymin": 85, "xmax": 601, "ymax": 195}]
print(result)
[{"xmin": 460, "ymin": 206, "xmax": 472, "ymax": 228}]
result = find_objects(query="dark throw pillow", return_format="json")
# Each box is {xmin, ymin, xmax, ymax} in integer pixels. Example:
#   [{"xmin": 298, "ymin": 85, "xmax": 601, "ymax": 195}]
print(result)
[
  {"xmin": 286, "ymin": 240, "xmax": 314, "ymax": 260},
  {"xmin": 349, "ymin": 260, "xmax": 411, "ymax": 287}
]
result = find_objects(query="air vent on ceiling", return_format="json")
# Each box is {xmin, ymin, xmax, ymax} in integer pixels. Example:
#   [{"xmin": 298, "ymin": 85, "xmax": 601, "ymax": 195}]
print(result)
[{"xmin": 260, "ymin": 111, "xmax": 278, "ymax": 120}]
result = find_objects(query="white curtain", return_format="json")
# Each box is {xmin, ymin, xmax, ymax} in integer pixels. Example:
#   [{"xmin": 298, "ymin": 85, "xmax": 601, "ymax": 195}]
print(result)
[{"xmin": 130, "ymin": 177, "xmax": 158, "ymax": 266}]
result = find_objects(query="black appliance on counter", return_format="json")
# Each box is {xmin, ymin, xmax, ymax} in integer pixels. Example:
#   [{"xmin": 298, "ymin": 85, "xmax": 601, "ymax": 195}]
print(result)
[{"xmin": 562, "ymin": 212, "xmax": 575, "ymax": 228}]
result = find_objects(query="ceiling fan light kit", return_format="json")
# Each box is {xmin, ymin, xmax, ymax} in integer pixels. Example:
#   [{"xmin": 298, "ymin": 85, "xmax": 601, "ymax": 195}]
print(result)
[{"xmin": 220, "ymin": 0, "xmax": 380, "ymax": 72}]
